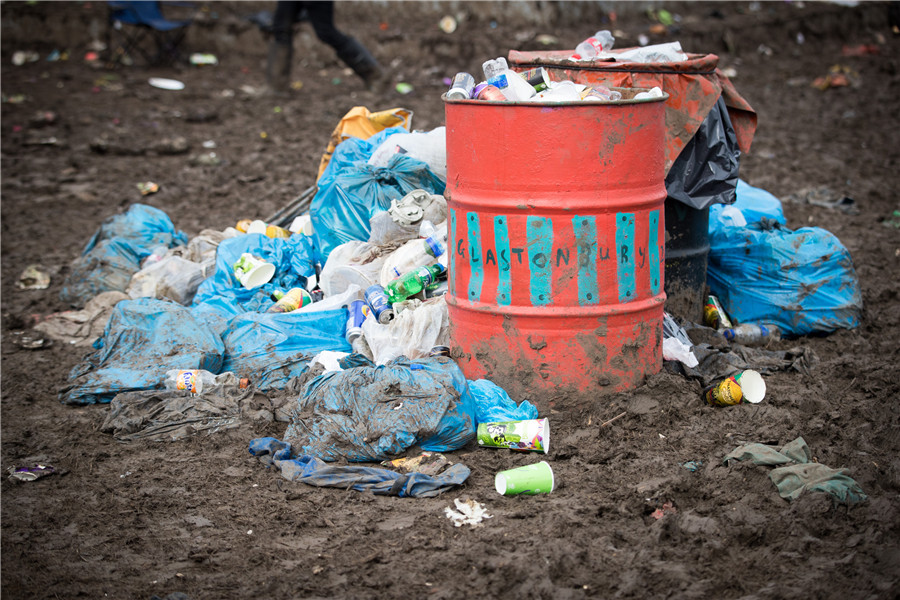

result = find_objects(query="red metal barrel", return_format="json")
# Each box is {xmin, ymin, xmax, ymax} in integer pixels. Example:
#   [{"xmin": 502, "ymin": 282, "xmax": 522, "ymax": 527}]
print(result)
[{"xmin": 444, "ymin": 90, "xmax": 668, "ymax": 406}]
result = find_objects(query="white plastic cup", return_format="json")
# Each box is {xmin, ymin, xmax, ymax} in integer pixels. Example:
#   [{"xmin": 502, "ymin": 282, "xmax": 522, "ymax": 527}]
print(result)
[
  {"xmin": 233, "ymin": 253, "xmax": 275, "ymax": 289},
  {"xmin": 495, "ymin": 461, "xmax": 555, "ymax": 496}
]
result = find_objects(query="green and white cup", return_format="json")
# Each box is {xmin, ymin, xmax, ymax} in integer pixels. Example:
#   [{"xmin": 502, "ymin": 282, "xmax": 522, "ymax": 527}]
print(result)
[
  {"xmin": 477, "ymin": 418, "xmax": 549, "ymax": 454},
  {"xmin": 495, "ymin": 461, "xmax": 555, "ymax": 496},
  {"xmin": 232, "ymin": 253, "xmax": 275, "ymax": 289}
]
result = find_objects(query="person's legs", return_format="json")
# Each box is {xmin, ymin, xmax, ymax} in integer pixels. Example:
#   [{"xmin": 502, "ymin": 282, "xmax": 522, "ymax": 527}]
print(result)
[
  {"xmin": 304, "ymin": 1, "xmax": 385, "ymax": 89},
  {"xmin": 266, "ymin": 1, "xmax": 301, "ymax": 94}
]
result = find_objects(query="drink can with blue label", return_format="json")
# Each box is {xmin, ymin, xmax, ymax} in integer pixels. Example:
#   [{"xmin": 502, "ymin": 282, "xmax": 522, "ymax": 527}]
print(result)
[{"xmin": 364, "ymin": 284, "xmax": 394, "ymax": 324}]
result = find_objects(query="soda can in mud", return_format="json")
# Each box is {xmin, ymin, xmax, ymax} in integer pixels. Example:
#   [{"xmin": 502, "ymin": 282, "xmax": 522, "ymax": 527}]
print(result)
[
  {"xmin": 446, "ymin": 72, "xmax": 475, "ymax": 100},
  {"xmin": 364, "ymin": 284, "xmax": 394, "ymax": 324},
  {"xmin": 345, "ymin": 299, "xmax": 369, "ymax": 341},
  {"xmin": 473, "ymin": 83, "xmax": 506, "ymax": 102},
  {"xmin": 704, "ymin": 295, "xmax": 733, "ymax": 330}
]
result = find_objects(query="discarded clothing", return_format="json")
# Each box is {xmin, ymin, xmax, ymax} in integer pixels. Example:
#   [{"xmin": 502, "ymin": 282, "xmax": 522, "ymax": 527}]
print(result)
[
  {"xmin": 724, "ymin": 436, "xmax": 867, "ymax": 506},
  {"xmin": 249, "ymin": 437, "xmax": 470, "ymax": 498},
  {"xmin": 283, "ymin": 356, "xmax": 476, "ymax": 462},
  {"xmin": 59, "ymin": 298, "xmax": 224, "ymax": 405},
  {"xmin": 102, "ymin": 379, "xmax": 262, "ymax": 442}
]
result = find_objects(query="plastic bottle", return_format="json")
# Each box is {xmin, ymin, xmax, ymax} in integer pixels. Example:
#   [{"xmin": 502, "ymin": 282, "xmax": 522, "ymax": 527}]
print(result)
[
  {"xmin": 164, "ymin": 369, "xmax": 217, "ymax": 395},
  {"xmin": 482, "ymin": 57, "xmax": 509, "ymax": 81},
  {"xmin": 722, "ymin": 323, "xmax": 781, "ymax": 346},
  {"xmin": 571, "ymin": 30, "xmax": 615, "ymax": 60},
  {"xmin": 487, "ymin": 70, "xmax": 536, "ymax": 101},
  {"xmin": 384, "ymin": 263, "xmax": 447, "ymax": 304},
  {"xmin": 164, "ymin": 369, "xmax": 247, "ymax": 395}
]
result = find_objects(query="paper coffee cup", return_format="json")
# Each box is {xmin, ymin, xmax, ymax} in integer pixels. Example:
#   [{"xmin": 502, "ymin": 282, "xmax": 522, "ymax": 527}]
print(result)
[
  {"xmin": 477, "ymin": 418, "xmax": 549, "ymax": 453},
  {"xmin": 233, "ymin": 253, "xmax": 275, "ymax": 289},
  {"xmin": 495, "ymin": 461, "xmax": 555, "ymax": 496}
]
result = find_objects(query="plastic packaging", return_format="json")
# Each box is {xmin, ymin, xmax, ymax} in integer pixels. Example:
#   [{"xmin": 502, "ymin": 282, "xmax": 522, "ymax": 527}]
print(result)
[
  {"xmin": 486, "ymin": 70, "xmax": 537, "ymax": 101},
  {"xmin": 267, "ymin": 288, "xmax": 311, "ymax": 313},
  {"xmin": 571, "ymin": 30, "xmax": 615, "ymax": 60},
  {"xmin": 722, "ymin": 323, "xmax": 781, "ymax": 346},
  {"xmin": 385, "ymin": 264, "xmax": 447, "ymax": 304},
  {"xmin": 482, "ymin": 57, "xmax": 509, "ymax": 81},
  {"xmin": 581, "ymin": 84, "xmax": 623, "ymax": 102},
  {"xmin": 367, "ymin": 128, "xmax": 448, "ymax": 181}
]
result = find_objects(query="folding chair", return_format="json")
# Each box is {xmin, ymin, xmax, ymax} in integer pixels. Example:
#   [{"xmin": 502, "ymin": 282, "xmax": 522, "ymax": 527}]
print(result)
[{"xmin": 106, "ymin": 1, "xmax": 194, "ymax": 67}]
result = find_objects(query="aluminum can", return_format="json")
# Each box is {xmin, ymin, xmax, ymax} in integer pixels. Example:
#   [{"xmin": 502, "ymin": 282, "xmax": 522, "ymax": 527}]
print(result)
[
  {"xmin": 364, "ymin": 284, "xmax": 395, "ymax": 324},
  {"xmin": 447, "ymin": 72, "xmax": 475, "ymax": 100},
  {"xmin": 473, "ymin": 83, "xmax": 506, "ymax": 102}
]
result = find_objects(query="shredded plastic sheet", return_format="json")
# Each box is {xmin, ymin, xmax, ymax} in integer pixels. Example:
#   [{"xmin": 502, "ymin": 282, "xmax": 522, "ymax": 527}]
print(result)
[
  {"xmin": 707, "ymin": 221, "xmax": 862, "ymax": 336},
  {"xmin": 282, "ymin": 357, "xmax": 476, "ymax": 462},
  {"xmin": 34, "ymin": 291, "xmax": 129, "ymax": 347},
  {"xmin": 60, "ymin": 204, "xmax": 188, "ymax": 308},
  {"xmin": 219, "ymin": 309, "xmax": 350, "ymax": 392},
  {"xmin": 59, "ymin": 298, "xmax": 225, "ymax": 405},
  {"xmin": 311, "ymin": 126, "xmax": 446, "ymax": 261},
  {"xmin": 249, "ymin": 437, "xmax": 470, "ymax": 498}
]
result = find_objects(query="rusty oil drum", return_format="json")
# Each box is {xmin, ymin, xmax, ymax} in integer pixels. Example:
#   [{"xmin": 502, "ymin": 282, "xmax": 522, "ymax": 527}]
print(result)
[{"xmin": 443, "ymin": 90, "xmax": 667, "ymax": 403}]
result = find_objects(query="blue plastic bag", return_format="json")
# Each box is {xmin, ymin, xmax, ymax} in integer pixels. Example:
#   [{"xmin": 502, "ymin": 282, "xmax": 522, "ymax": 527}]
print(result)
[
  {"xmin": 469, "ymin": 379, "xmax": 539, "ymax": 424},
  {"xmin": 283, "ymin": 357, "xmax": 476, "ymax": 462},
  {"xmin": 311, "ymin": 127, "xmax": 446, "ymax": 261},
  {"xmin": 710, "ymin": 179, "xmax": 787, "ymax": 234},
  {"xmin": 707, "ymin": 220, "xmax": 862, "ymax": 336},
  {"xmin": 220, "ymin": 309, "xmax": 350, "ymax": 392},
  {"xmin": 59, "ymin": 298, "xmax": 225, "ymax": 405},
  {"xmin": 191, "ymin": 233, "xmax": 320, "ymax": 327},
  {"xmin": 60, "ymin": 204, "xmax": 188, "ymax": 307}
]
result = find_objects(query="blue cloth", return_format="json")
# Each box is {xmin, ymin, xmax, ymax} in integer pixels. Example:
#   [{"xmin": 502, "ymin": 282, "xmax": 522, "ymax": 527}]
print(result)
[
  {"xmin": 283, "ymin": 357, "xmax": 476, "ymax": 462},
  {"xmin": 59, "ymin": 298, "xmax": 224, "ymax": 405},
  {"xmin": 311, "ymin": 126, "xmax": 446, "ymax": 261},
  {"xmin": 249, "ymin": 437, "xmax": 470, "ymax": 498}
]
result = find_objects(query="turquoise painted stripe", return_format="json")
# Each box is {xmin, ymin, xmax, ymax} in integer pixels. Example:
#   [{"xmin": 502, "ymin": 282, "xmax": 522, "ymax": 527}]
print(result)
[
  {"xmin": 648, "ymin": 209, "xmax": 661, "ymax": 296},
  {"xmin": 449, "ymin": 209, "xmax": 457, "ymax": 296},
  {"xmin": 494, "ymin": 215, "xmax": 511, "ymax": 306},
  {"xmin": 616, "ymin": 212, "xmax": 636, "ymax": 303},
  {"xmin": 466, "ymin": 212, "xmax": 484, "ymax": 303},
  {"xmin": 527, "ymin": 216, "xmax": 553, "ymax": 306},
  {"xmin": 573, "ymin": 215, "xmax": 598, "ymax": 306}
]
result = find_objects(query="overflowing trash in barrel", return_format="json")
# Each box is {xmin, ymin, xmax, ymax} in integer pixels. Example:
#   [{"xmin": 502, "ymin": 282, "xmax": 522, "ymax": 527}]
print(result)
[{"xmin": 31, "ymin": 30, "xmax": 865, "ymax": 506}]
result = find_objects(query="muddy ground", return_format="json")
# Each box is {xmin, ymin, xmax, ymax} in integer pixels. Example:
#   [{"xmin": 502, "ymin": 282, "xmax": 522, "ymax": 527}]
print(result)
[{"xmin": 2, "ymin": 1, "xmax": 900, "ymax": 599}]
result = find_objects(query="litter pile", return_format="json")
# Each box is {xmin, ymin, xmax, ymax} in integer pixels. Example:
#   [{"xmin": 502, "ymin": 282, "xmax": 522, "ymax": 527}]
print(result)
[{"xmin": 23, "ymin": 35, "xmax": 866, "ymax": 510}]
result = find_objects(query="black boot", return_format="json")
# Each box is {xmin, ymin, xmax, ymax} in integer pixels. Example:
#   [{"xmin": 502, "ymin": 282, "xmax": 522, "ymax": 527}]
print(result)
[
  {"xmin": 266, "ymin": 41, "xmax": 293, "ymax": 96},
  {"xmin": 336, "ymin": 37, "xmax": 387, "ymax": 91}
]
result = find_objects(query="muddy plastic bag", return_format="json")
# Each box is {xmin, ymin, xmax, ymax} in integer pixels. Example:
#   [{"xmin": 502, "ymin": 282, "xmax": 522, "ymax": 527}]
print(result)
[
  {"xmin": 59, "ymin": 298, "xmax": 225, "ymax": 405},
  {"xmin": 319, "ymin": 240, "xmax": 402, "ymax": 297},
  {"xmin": 311, "ymin": 127, "xmax": 446, "ymax": 261},
  {"xmin": 710, "ymin": 179, "xmax": 787, "ymax": 233},
  {"xmin": 362, "ymin": 297, "xmax": 449, "ymax": 365},
  {"xmin": 707, "ymin": 221, "xmax": 862, "ymax": 336},
  {"xmin": 60, "ymin": 204, "xmax": 188, "ymax": 308},
  {"xmin": 219, "ymin": 309, "xmax": 350, "ymax": 392},
  {"xmin": 368, "ymin": 127, "xmax": 447, "ymax": 181},
  {"xmin": 283, "ymin": 356, "xmax": 476, "ymax": 462},
  {"xmin": 34, "ymin": 291, "xmax": 129, "ymax": 347}
]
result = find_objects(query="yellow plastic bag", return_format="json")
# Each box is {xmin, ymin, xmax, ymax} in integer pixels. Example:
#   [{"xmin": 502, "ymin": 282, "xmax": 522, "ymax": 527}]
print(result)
[{"xmin": 317, "ymin": 106, "xmax": 413, "ymax": 181}]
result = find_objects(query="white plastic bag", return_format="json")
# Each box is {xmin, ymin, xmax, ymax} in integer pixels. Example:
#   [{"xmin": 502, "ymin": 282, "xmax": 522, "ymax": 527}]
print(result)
[
  {"xmin": 368, "ymin": 127, "xmax": 447, "ymax": 180},
  {"xmin": 361, "ymin": 297, "xmax": 449, "ymax": 365},
  {"xmin": 127, "ymin": 255, "xmax": 209, "ymax": 305}
]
